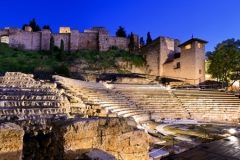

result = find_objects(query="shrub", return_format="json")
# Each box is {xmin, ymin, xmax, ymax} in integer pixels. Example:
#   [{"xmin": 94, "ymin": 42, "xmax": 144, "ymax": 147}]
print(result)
[{"xmin": 55, "ymin": 64, "xmax": 70, "ymax": 77}]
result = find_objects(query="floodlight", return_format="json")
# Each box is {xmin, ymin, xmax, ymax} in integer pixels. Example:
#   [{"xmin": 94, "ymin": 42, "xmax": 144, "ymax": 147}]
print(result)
[{"xmin": 229, "ymin": 128, "xmax": 236, "ymax": 134}]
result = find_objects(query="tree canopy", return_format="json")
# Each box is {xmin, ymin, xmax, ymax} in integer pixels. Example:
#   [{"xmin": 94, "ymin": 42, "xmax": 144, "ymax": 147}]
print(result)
[
  {"xmin": 116, "ymin": 26, "xmax": 127, "ymax": 37},
  {"xmin": 22, "ymin": 18, "xmax": 51, "ymax": 32},
  {"xmin": 128, "ymin": 32, "xmax": 135, "ymax": 52},
  {"xmin": 146, "ymin": 32, "xmax": 152, "ymax": 44},
  {"xmin": 140, "ymin": 37, "xmax": 145, "ymax": 48},
  {"xmin": 43, "ymin": 25, "xmax": 52, "ymax": 32},
  {"xmin": 206, "ymin": 38, "xmax": 240, "ymax": 86}
]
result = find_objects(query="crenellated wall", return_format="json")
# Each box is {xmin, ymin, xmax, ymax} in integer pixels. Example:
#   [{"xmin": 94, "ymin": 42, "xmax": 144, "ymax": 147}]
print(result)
[{"xmin": 0, "ymin": 27, "xmax": 131, "ymax": 52}]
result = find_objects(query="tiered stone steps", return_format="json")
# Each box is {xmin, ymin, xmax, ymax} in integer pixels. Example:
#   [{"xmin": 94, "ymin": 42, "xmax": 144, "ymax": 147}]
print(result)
[
  {"xmin": 172, "ymin": 90, "xmax": 240, "ymax": 123},
  {"xmin": 114, "ymin": 85, "xmax": 188, "ymax": 119},
  {"xmin": 53, "ymin": 76, "xmax": 150, "ymax": 122},
  {"xmin": 0, "ymin": 72, "xmax": 69, "ymax": 124}
]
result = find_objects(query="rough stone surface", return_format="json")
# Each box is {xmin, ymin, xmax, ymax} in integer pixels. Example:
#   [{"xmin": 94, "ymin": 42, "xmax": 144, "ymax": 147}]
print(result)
[
  {"xmin": 0, "ymin": 27, "xmax": 131, "ymax": 52},
  {"xmin": 0, "ymin": 123, "xmax": 24, "ymax": 160},
  {"xmin": 53, "ymin": 118, "xmax": 149, "ymax": 160}
]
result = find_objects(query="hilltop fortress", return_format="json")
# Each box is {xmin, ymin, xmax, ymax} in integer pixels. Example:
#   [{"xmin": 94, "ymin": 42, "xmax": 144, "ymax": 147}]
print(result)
[
  {"xmin": 0, "ymin": 26, "xmax": 207, "ymax": 84},
  {"xmin": 0, "ymin": 26, "xmax": 133, "ymax": 52}
]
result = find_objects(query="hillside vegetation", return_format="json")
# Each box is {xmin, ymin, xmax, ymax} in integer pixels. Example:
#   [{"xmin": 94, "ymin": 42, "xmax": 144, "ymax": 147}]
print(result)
[{"xmin": 0, "ymin": 43, "xmax": 146, "ymax": 77}]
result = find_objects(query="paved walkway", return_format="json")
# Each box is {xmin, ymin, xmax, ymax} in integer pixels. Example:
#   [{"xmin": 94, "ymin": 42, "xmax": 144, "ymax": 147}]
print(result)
[{"xmin": 155, "ymin": 123, "xmax": 192, "ymax": 142}]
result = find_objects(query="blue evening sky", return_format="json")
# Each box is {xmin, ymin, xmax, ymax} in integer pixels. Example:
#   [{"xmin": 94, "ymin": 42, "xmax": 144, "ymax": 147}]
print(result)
[{"xmin": 1, "ymin": 0, "xmax": 239, "ymax": 52}]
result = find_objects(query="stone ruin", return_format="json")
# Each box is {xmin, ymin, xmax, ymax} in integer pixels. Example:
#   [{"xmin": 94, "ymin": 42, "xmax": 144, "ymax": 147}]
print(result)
[
  {"xmin": 0, "ymin": 72, "xmax": 149, "ymax": 160},
  {"xmin": 1, "ymin": 72, "xmax": 240, "ymax": 159}
]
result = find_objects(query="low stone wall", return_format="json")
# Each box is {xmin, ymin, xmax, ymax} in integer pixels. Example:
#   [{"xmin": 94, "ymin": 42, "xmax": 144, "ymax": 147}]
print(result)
[
  {"xmin": 53, "ymin": 118, "xmax": 149, "ymax": 160},
  {"xmin": 0, "ymin": 123, "xmax": 24, "ymax": 160}
]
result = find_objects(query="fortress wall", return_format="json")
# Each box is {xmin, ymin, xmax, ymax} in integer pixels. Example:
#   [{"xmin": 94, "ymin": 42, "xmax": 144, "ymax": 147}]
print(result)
[
  {"xmin": 98, "ymin": 33, "xmax": 110, "ymax": 51},
  {"xmin": 159, "ymin": 37, "xmax": 181, "ymax": 76},
  {"xmin": 9, "ymin": 29, "xmax": 22, "ymax": 48},
  {"xmin": 41, "ymin": 29, "xmax": 51, "ymax": 51},
  {"xmin": 109, "ymin": 37, "xmax": 129, "ymax": 50},
  {"xmin": 78, "ymin": 32, "xmax": 98, "ymax": 50},
  {"xmin": 141, "ymin": 37, "xmax": 161, "ymax": 76},
  {"xmin": 20, "ymin": 31, "xmax": 33, "ymax": 50},
  {"xmin": 52, "ymin": 33, "xmax": 70, "ymax": 51},
  {"xmin": 0, "ymin": 29, "xmax": 9, "ymax": 37},
  {"xmin": 70, "ymin": 30, "xmax": 79, "ymax": 52},
  {"xmin": 31, "ymin": 32, "xmax": 41, "ymax": 50}
]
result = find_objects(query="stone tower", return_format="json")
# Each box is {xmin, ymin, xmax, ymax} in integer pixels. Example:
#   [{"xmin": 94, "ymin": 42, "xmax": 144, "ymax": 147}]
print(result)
[{"xmin": 177, "ymin": 38, "xmax": 208, "ymax": 84}]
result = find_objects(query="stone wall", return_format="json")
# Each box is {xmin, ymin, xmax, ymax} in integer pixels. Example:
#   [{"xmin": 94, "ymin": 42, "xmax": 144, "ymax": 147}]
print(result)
[
  {"xmin": 162, "ymin": 40, "xmax": 206, "ymax": 84},
  {"xmin": 52, "ymin": 33, "xmax": 70, "ymax": 51},
  {"xmin": 0, "ymin": 29, "xmax": 9, "ymax": 37},
  {"xmin": 109, "ymin": 37, "xmax": 129, "ymax": 50},
  {"xmin": 0, "ymin": 123, "xmax": 24, "ymax": 160},
  {"xmin": 78, "ymin": 32, "xmax": 98, "ymax": 50},
  {"xmin": 53, "ymin": 118, "xmax": 149, "ymax": 160},
  {"xmin": 141, "ymin": 37, "xmax": 161, "ymax": 75},
  {"xmin": 0, "ymin": 27, "xmax": 131, "ymax": 52}
]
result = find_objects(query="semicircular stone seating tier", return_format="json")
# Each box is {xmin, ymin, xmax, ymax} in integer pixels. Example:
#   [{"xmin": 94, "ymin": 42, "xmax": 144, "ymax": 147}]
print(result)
[
  {"xmin": 53, "ymin": 75, "xmax": 150, "ymax": 122},
  {"xmin": 53, "ymin": 75, "xmax": 240, "ymax": 124},
  {"xmin": 0, "ymin": 72, "xmax": 71, "ymax": 134},
  {"xmin": 113, "ymin": 84, "xmax": 240, "ymax": 124}
]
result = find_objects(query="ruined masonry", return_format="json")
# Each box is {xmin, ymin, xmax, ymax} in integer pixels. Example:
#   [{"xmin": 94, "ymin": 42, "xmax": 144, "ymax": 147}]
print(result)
[{"xmin": 0, "ymin": 72, "xmax": 149, "ymax": 160}]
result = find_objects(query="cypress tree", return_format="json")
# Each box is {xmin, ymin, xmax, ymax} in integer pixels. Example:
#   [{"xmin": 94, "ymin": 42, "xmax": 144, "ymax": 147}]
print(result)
[
  {"xmin": 50, "ymin": 36, "xmax": 54, "ymax": 58},
  {"xmin": 146, "ymin": 32, "xmax": 153, "ymax": 44},
  {"xmin": 59, "ymin": 39, "xmax": 65, "ymax": 61},
  {"xmin": 128, "ymin": 32, "xmax": 135, "ymax": 52}
]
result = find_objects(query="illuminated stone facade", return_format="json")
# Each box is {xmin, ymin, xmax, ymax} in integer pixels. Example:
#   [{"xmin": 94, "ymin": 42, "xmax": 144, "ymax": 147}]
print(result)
[
  {"xmin": 141, "ymin": 37, "xmax": 207, "ymax": 84},
  {"xmin": 0, "ymin": 27, "xmax": 130, "ymax": 52}
]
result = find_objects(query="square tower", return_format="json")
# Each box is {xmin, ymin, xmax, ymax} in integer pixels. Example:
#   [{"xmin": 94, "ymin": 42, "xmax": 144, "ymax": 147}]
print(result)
[{"xmin": 177, "ymin": 38, "xmax": 208, "ymax": 84}]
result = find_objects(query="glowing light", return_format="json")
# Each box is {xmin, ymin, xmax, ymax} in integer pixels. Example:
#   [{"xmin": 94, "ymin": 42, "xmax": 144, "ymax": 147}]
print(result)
[{"xmin": 229, "ymin": 128, "xmax": 236, "ymax": 134}]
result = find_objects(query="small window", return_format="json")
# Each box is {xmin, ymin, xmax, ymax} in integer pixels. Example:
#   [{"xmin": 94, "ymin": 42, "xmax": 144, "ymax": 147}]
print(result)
[
  {"xmin": 185, "ymin": 44, "xmax": 191, "ymax": 49},
  {"xmin": 198, "ymin": 43, "xmax": 203, "ymax": 48},
  {"xmin": 199, "ymin": 69, "xmax": 201, "ymax": 74},
  {"xmin": 177, "ymin": 62, "xmax": 180, "ymax": 68}
]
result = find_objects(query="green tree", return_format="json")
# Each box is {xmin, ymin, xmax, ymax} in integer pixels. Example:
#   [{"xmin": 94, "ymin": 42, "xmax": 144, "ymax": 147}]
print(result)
[
  {"xmin": 0, "ymin": 43, "xmax": 2, "ymax": 54},
  {"xmin": 206, "ymin": 38, "xmax": 240, "ymax": 88},
  {"xmin": 50, "ymin": 36, "xmax": 54, "ymax": 58},
  {"xmin": 128, "ymin": 32, "xmax": 135, "ymax": 52},
  {"xmin": 146, "ymin": 32, "xmax": 152, "ymax": 44},
  {"xmin": 140, "ymin": 37, "xmax": 145, "ymax": 48},
  {"xmin": 59, "ymin": 39, "xmax": 65, "ymax": 61},
  {"xmin": 116, "ymin": 26, "xmax": 127, "ymax": 37},
  {"xmin": 55, "ymin": 64, "xmax": 70, "ymax": 77},
  {"xmin": 43, "ymin": 25, "xmax": 52, "ymax": 32},
  {"xmin": 22, "ymin": 18, "xmax": 41, "ymax": 32},
  {"xmin": 29, "ymin": 18, "xmax": 41, "ymax": 32}
]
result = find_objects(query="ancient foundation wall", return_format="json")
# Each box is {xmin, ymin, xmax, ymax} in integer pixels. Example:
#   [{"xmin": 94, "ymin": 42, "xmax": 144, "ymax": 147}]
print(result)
[
  {"xmin": 0, "ymin": 123, "xmax": 24, "ymax": 160},
  {"xmin": 53, "ymin": 118, "xmax": 149, "ymax": 160},
  {"xmin": 52, "ymin": 33, "xmax": 70, "ymax": 51}
]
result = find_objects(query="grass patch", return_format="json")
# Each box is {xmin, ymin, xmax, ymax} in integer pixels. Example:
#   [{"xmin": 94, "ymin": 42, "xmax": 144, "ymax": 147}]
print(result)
[{"xmin": 0, "ymin": 43, "xmax": 146, "ymax": 76}]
